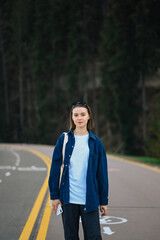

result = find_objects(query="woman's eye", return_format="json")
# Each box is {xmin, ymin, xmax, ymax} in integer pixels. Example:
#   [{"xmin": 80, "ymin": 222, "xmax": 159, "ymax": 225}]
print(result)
[{"xmin": 81, "ymin": 113, "xmax": 85, "ymax": 116}]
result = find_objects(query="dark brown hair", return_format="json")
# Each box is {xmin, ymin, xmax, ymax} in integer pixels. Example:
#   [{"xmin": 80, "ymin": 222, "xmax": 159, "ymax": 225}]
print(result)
[{"xmin": 69, "ymin": 102, "xmax": 94, "ymax": 130}]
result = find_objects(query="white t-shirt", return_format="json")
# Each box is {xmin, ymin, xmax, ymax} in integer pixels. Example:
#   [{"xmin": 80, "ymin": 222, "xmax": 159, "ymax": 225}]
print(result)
[{"xmin": 69, "ymin": 134, "xmax": 89, "ymax": 205}]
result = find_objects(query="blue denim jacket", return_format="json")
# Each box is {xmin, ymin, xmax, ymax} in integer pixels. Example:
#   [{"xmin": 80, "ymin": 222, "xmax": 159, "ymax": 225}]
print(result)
[{"xmin": 48, "ymin": 129, "xmax": 109, "ymax": 213}]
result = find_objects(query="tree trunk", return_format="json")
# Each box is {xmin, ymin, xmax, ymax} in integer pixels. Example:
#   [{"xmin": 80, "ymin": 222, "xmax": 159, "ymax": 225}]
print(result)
[
  {"xmin": 27, "ymin": 75, "xmax": 32, "ymax": 128},
  {"xmin": 0, "ymin": 10, "xmax": 10, "ymax": 124},
  {"xmin": 18, "ymin": 14, "xmax": 24, "ymax": 131},
  {"xmin": 92, "ymin": 61, "xmax": 99, "ymax": 136},
  {"xmin": 141, "ymin": 70, "xmax": 147, "ymax": 142}
]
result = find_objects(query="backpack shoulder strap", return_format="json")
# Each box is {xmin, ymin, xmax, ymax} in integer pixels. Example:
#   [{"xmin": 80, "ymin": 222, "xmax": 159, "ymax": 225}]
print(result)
[
  {"xmin": 59, "ymin": 132, "xmax": 68, "ymax": 188},
  {"xmin": 62, "ymin": 132, "xmax": 68, "ymax": 164}
]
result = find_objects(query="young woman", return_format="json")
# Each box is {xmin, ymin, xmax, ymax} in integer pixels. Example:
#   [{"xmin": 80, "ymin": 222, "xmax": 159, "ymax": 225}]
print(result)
[{"xmin": 49, "ymin": 102, "xmax": 109, "ymax": 240}]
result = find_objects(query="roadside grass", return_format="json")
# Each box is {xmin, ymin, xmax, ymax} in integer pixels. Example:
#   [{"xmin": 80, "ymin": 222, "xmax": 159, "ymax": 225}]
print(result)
[{"xmin": 108, "ymin": 153, "xmax": 160, "ymax": 165}]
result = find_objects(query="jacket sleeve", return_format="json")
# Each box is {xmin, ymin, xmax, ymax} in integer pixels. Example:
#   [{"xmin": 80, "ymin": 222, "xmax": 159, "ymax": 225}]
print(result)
[
  {"xmin": 48, "ymin": 134, "xmax": 64, "ymax": 200},
  {"xmin": 97, "ymin": 138, "xmax": 109, "ymax": 205}
]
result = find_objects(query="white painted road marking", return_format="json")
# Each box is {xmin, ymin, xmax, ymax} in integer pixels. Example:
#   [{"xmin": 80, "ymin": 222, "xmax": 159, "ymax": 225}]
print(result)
[
  {"xmin": 100, "ymin": 216, "xmax": 128, "ymax": 224},
  {"xmin": 0, "ymin": 147, "xmax": 47, "ymax": 184},
  {"xmin": 5, "ymin": 172, "xmax": 11, "ymax": 176},
  {"xmin": 0, "ymin": 147, "xmax": 21, "ymax": 167},
  {"xmin": 100, "ymin": 216, "xmax": 128, "ymax": 235},
  {"xmin": 17, "ymin": 166, "xmax": 47, "ymax": 171},
  {"xmin": 0, "ymin": 166, "xmax": 46, "ymax": 171},
  {"xmin": 80, "ymin": 215, "xmax": 128, "ymax": 235},
  {"xmin": 0, "ymin": 165, "xmax": 47, "ymax": 171},
  {"xmin": 0, "ymin": 166, "xmax": 17, "ymax": 170},
  {"xmin": 103, "ymin": 227, "xmax": 115, "ymax": 235},
  {"xmin": 0, "ymin": 166, "xmax": 13, "ymax": 170},
  {"xmin": 0, "ymin": 147, "xmax": 21, "ymax": 178}
]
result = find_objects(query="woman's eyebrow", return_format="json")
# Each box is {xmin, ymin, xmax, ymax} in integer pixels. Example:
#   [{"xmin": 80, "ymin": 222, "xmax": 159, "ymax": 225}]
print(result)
[{"xmin": 73, "ymin": 112, "xmax": 86, "ymax": 114}]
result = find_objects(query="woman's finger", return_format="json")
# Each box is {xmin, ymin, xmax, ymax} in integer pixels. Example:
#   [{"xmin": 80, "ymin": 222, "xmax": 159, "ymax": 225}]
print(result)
[
  {"xmin": 100, "ymin": 206, "xmax": 108, "ymax": 216},
  {"xmin": 53, "ymin": 206, "xmax": 57, "ymax": 214}
]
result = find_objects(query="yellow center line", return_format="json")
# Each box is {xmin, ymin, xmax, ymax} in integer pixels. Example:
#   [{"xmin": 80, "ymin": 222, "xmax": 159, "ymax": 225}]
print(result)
[
  {"xmin": 0, "ymin": 144, "xmax": 52, "ymax": 240},
  {"xmin": 2, "ymin": 144, "xmax": 159, "ymax": 239},
  {"xmin": 36, "ymin": 195, "xmax": 52, "ymax": 240},
  {"xmin": 17, "ymin": 149, "xmax": 51, "ymax": 240}
]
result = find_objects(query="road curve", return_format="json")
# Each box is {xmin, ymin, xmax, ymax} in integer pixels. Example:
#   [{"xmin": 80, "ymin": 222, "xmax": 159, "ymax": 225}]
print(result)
[{"xmin": 0, "ymin": 144, "xmax": 160, "ymax": 240}]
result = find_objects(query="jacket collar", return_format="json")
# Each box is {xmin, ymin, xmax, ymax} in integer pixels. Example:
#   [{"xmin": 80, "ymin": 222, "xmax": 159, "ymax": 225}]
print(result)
[{"xmin": 67, "ymin": 129, "xmax": 96, "ymax": 140}]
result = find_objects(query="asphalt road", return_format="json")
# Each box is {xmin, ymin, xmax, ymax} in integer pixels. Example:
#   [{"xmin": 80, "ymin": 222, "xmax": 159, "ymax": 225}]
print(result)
[
  {"xmin": 0, "ymin": 144, "xmax": 47, "ymax": 240},
  {"xmin": 0, "ymin": 144, "xmax": 160, "ymax": 240}
]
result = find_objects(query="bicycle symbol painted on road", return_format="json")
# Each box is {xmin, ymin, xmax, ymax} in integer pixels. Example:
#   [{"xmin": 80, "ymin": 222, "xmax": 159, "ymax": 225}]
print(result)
[{"xmin": 100, "ymin": 216, "xmax": 128, "ymax": 235}]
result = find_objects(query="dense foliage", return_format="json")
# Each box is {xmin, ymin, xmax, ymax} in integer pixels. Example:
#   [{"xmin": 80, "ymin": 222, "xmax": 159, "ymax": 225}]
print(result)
[
  {"xmin": 100, "ymin": 0, "xmax": 160, "ymax": 154},
  {"xmin": 0, "ymin": 0, "xmax": 160, "ymax": 158}
]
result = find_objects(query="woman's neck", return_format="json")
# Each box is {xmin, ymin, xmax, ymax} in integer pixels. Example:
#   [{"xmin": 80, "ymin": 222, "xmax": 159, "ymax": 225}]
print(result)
[{"xmin": 74, "ymin": 128, "xmax": 89, "ymax": 136}]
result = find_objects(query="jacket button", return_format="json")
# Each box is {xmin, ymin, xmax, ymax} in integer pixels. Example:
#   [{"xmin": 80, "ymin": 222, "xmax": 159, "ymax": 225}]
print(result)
[
  {"xmin": 69, "ymin": 155, "xmax": 71, "ymax": 157},
  {"xmin": 84, "ymin": 208, "xmax": 86, "ymax": 211},
  {"xmin": 65, "ymin": 165, "xmax": 67, "ymax": 167}
]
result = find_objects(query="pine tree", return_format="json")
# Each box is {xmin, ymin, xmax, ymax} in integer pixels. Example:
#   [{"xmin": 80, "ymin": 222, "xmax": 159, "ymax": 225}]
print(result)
[
  {"xmin": 132, "ymin": 0, "xmax": 160, "ymax": 145},
  {"xmin": 100, "ymin": 0, "xmax": 140, "ymax": 154}
]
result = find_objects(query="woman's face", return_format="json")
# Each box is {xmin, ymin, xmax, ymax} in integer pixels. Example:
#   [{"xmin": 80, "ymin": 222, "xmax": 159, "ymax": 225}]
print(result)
[{"xmin": 72, "ymin": 107, "xmax": 90, "ymax": 129}]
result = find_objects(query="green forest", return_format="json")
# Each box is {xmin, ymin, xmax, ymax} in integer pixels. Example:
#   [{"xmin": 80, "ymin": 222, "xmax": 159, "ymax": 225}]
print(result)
[{"xmin": 0, "ymin": 0, "xmax": 160, "ymax": 159}]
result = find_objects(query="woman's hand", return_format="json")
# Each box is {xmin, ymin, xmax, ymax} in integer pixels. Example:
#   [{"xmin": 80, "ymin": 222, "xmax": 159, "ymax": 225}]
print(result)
[
  {"xmin": 100, "ymin": 205, "xmax": 108, "ymax": 216},
  {"xmin": 50, "ymin": 199, "xmax": 62, "ymax": 214}
]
